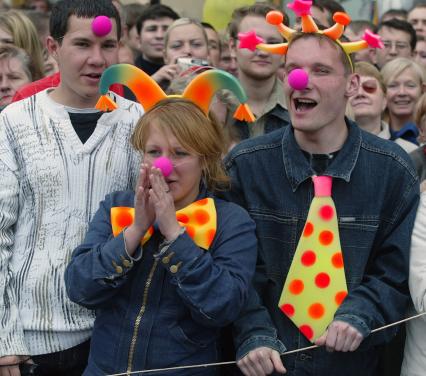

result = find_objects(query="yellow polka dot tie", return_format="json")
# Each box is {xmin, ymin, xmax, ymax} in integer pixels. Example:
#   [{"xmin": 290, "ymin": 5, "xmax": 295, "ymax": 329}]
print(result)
[
  {"xmin": 278, "ymin": 176, "xmax": 348, "ymax": 342},
  {"xmin": 110, "ymin": 198, "xmax": 217, "ymax": 250}
]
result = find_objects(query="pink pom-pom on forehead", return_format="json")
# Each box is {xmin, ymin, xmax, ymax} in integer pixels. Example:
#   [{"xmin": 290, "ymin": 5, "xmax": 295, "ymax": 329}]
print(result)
[
  {"xmin": 288, "ymin": 69, "xmax": 309, "ymax": 91},
  {"xmin": 153, "ymin": 156, "xmax": 173, "ymax": 177},
  {"xmin": 92, "ymin": 16, "xmax": 112, "ymax": 37}
]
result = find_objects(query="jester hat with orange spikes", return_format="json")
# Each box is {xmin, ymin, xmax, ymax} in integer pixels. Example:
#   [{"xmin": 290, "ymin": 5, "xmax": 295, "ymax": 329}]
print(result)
[
  {"xmin": 95, "ymin": 64, "xmax": 255, "ymax": 122},
  {"xmin": 238, "ymin": 0, "xmax": 383, "ymax": 72}
]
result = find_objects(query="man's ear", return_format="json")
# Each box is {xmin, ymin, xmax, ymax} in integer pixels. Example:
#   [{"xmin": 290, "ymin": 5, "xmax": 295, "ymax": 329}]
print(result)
[
  {"xmin": 46, "ymin": 36, "xmax": 60, "ymax": 60},
  {"xmin": 345, "ymin": 73, "xmax": 360, "ymax": 98}
]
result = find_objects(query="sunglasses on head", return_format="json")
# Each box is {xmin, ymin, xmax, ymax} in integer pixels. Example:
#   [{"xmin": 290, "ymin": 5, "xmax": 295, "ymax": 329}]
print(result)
[{"xmin": 359, "ymin": 79, "xmax": 378, "ymax": 94}]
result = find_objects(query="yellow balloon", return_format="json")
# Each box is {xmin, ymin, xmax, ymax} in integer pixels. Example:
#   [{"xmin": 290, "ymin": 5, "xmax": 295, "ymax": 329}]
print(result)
[{"xmin": 203, "ymin": 0, "xmax": 256, "ymax": 32}]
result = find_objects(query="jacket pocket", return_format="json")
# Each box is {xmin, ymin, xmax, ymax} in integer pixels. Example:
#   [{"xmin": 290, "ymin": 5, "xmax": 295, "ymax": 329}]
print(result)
[
  {"xmin": 167, "ymin": 321, "xmax": 216, "ymax": 351},
  {"xmin": 250, "ymin": 210, "xmax": 298, "ymax": 282},
  {"xmin": 338, "ymin": 217, "xmax": 379, "ymax": 287}
]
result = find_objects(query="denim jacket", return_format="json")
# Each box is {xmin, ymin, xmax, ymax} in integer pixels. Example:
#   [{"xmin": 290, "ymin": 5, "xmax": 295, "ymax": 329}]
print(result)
[
  {"xmin": 222, "ymin": 120, "xmax": 419, "ymax": 376},
  {"xmin": 64, "ymin": 188, "xmax": 257, "ymax": 376}
]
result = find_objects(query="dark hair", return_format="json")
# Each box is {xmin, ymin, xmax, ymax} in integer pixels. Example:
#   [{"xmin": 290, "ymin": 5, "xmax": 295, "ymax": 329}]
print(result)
[
  {"xmin": 136, "ymin": 4, "xmax": 179, "ymax": 35},
  {"xmin": 410, "ymin": 1, "xmax": 426, "ymax": 12},
  {"xmin": 24, "ymin": 0, "xmax": 51, "ymax": 11},
  {"xmin": 375, "ymin": 19, "xmax": 417, "ymax": 51},
  {"xmin": 123, "ymin": 3, "xmax": 147, "ymax": 30},
  {"xmin": 50, "ymin": 0, "xmax": 121, "ymax": 42},
  {"xmin": 314, "ymin": 0, "xmax": 345, "ymax": 26},
  {"xmin": 228, "ymin": 2, "xmax": 287, "ymax": 40},
  {"xmin": 346, "ymin": 19, "xmax": 375, "ymax": 35},
  {"xmin": 381, "ymin": 8, "xmax": 408, "ymax": 21},
  {"xmin": 201, "ymin": 21, "xmax": 216, "ymax": 31},
  {"xmin": 316, "ymin": 0, "xmax": 345, "ymax": 13}
]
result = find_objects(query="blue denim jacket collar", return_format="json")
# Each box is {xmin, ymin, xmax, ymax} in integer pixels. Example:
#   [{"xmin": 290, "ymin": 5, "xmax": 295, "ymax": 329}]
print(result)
[{"xmin": 282, "ymin": 118, "xmax": 362, "ymax": 192}]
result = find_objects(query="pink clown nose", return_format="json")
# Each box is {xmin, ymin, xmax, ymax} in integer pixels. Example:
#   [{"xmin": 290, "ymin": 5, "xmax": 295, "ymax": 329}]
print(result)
[
  {"xmin": 288, "ymin": 68, "xmax": 309, "ymax": 90},
  {"xmin": 153, "ymin": 156, "xmax": 173, "ymax": 177},
  {"xmin": 92, "ymin": 16, "xmax": 112, "ymax": 37}
]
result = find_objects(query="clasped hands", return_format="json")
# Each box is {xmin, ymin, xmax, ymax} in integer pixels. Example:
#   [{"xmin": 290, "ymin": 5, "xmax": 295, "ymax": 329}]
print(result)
[
  {"xmin": 237, "ymin": 320, "xmax": 363, "ymax": 376},
  {"xmin": 124, "ymin": 164, "xmax": 182, "ymax": 256}
]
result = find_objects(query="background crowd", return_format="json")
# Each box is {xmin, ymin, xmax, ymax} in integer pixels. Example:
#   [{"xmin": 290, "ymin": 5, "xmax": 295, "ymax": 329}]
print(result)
[{"xmin": 1, "ymin": 0, "xmax": 426, "ymax": 375}]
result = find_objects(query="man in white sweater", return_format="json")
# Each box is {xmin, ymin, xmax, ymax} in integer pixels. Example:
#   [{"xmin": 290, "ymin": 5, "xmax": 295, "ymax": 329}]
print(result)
[{"xmin": 0, "ymin": 1, "xmax": 144, "ymax": 375}]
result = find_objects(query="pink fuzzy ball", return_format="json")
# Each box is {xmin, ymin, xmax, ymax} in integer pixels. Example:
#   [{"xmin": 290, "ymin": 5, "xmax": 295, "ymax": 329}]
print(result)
[
  {"xmin": 153, "ymin": 157, "xmax": 173, "ymax": 177},
  {"xmin": 288, "ymin": 68, "xmax": 309, "ymax": 91},
  {"xmin": 92, "ymin": 16, "xmax": 112, "ymax": 37}
]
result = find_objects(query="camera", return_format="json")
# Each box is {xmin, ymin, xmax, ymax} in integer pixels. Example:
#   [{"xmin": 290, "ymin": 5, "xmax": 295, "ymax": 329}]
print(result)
[{"xmin": 177, "ymin": 57, "xmax": 209, "ymax": 71}]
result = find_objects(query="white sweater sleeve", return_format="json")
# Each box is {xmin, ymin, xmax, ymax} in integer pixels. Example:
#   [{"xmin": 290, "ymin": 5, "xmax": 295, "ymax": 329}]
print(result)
[
  {"xmin": 409, "ymin": 192, "xmax": 426, "ymax": 313},
  {"xmin": 0, "ymin": 125, "xmax": 28, "ymax": 356}
]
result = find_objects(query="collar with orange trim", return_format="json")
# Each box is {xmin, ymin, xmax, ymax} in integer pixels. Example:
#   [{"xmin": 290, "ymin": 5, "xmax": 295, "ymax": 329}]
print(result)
[{"xmin": 111, "ymin": 198, "xmax": 217, "ymax": 250}]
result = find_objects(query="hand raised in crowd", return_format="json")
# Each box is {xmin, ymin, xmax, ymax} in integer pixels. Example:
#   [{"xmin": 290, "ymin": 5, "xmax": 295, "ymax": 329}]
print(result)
[
  {"xmin": 151, "ymin": 63, "xmax": 180, "ymax": 84},
  {"xmin": 237, "ymin": 347, "xmax": 287, "ymax": 376},
  {"xmin": 123, "ymin": 164, "xmax": 156, "ymax": 255},
  {"xmin": 148, "ymin": 167, "xmax": 181, "ymax": 241},
  {"xmin": 315, "ymin": 320, "xmax": 364, "ymax": 352}
]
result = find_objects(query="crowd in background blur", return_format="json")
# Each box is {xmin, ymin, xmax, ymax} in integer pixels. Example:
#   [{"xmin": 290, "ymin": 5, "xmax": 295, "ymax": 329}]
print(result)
[{"xmin": 1, "ymin": 1, "xmax": 426, "ymax": 375}]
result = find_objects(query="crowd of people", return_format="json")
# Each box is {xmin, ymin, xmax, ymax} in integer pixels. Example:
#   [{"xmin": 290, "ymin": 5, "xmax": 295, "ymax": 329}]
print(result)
[{"xmin": 0, "ymin": 0, "xmax": 426, "ymax": 375}]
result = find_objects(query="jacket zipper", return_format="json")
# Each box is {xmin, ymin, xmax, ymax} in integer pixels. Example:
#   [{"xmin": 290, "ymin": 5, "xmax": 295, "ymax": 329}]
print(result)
[{"xmin": 126, "ymin": 259, "xmax": 159, "ymax": 374}]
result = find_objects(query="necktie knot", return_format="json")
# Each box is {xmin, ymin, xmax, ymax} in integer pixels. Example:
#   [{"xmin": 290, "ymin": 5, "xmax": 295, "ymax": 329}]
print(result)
[{"xmin": 312, "ymin": 175, "xmax": 332, "ymax": 197}]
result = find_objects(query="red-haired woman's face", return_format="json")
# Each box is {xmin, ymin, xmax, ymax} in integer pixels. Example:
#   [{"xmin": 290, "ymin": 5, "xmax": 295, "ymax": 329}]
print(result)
[{"xmin": 143, "ymin": 120, "xmax": 202, "ymax": 210}]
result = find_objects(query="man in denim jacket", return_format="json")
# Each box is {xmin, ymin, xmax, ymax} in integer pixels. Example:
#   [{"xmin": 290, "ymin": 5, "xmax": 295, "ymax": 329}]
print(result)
[{"xmin": 223, "ymin": 31, "xmax": 420, "ymax": 376}]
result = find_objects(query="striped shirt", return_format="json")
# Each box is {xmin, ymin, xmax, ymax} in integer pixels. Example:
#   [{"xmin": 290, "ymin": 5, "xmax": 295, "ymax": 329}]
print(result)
[{"xmin": 0, "ymin": 90, "xmax": 143, "ymax": 356}]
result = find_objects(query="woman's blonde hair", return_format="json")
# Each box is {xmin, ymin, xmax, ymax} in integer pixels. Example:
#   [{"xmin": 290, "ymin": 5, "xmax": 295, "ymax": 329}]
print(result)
[
  {"xmin": 381, "ymin": 57, "xmax": 426, "ymax": 87},
  {"xmin": 131, "ymin": 98, "xmax": 229, "ymax": 191},
  {"xmin": 0, "ymin": 10, "xmax": 44, "ymax": 80}
]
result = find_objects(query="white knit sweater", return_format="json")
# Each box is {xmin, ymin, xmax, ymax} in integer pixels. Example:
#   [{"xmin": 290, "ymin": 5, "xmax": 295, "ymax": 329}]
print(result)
[
  {"xmin": 0, "ymin": 90, "xmax": 144, "ymax": 356},
  {"xmin": 402, "ymin": 192, "xmax": 426, "ymax": 376}
]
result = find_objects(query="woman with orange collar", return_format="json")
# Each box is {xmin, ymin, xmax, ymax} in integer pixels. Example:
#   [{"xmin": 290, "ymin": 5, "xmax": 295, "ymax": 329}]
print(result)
[{"xmin": 65, "ymin": 83, "xmax": 257, "ymax": 374}]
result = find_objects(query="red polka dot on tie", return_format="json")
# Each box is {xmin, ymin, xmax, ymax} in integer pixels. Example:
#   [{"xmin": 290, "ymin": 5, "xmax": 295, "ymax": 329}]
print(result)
[
  {"xmin": 116, "ymin": 211, "xmax": 133, "ymax": 228},
  {"xmin": 315, "ymin": 272, "xmax": 330, "ymax": 288},
  {"xmin": 301, "ymin": 250, "xmax": 316, "ymax": 266},
  {"xmin": 281, "ymin": 303, "xmax": 295, "ymax": 317},
  {"xmin": 319, "ymin": 230, "xmax": 334, "ymax": 245},
  {"xmin": 303, "ymin": 222, "xmax": 314, "ymax": 237},
  {"xmin": 206, "ymin": 228, "xmax": 216, "ymax": 246},
  {"xmin": 186, "ymin": 225, "xmax": 196, "ymax": 239},
  {"xmin": 194, "ymin": 209, "xmax": 210, "ymax": 225},
  {"xmin": 289, "ymin": 279, "xmax": 304, "ymax": 295},
  {"xmin": 308, "ymin": 303, "xmax": 325, "ymax": 319},
  {"xmin": 195, "ymin": 198, "xmax": 208, "ymax": 206},
  {"xmin": 176, "ymin": 213, "xmax": 190, "ymax": 224},
  {"xmin": 319, "ymin": 205, "xmax": 334, "ymax": 221},
  {"xmin": 335, "ymin": 291, "xmax": 348, "ymax": 305},
  {"xmin": 332, "ymin": 252, "xmax": 344, "ymax": 268},
  {"xmin": 299, "ymin": 325, "xmax": 314, "ymax": 340}
]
